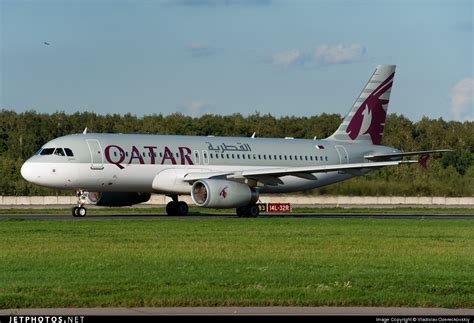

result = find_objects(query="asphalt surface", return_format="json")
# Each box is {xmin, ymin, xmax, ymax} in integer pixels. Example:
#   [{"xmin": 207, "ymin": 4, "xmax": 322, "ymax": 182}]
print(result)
[
  {"xmin": 2, "ymin": 306, "xmax": 474, "ymax": 316},
  {"xmin": 0, "ymin": 212, "xmax": 473, "ymax": 220}
]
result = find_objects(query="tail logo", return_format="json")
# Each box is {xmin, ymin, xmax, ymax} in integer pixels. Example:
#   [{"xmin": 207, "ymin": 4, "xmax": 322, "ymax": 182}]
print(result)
[{"xmin": 346, "ymin": 72, "xmax": 394, "ymax": 145}]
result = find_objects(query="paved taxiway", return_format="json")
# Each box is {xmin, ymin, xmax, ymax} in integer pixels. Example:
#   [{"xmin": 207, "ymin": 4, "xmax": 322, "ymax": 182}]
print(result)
[
  {"xmin": 0, "ymin": 212, "xmax": 473, "ymax": 220},
  {"xmin": 2, "ymin": 306, "xmax": 474, "ymax": 316}
]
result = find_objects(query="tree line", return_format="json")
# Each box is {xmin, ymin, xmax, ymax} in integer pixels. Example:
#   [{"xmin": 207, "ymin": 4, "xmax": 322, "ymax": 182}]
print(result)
[{"xmin": 0, "ymin": 110, "xmax": 473, "ymax": 196}]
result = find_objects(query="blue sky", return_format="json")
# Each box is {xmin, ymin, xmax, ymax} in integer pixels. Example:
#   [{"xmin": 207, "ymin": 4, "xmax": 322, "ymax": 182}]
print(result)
[{"xmin": 1, "ymin": 0, "xmax": 473, "ymax": 121}]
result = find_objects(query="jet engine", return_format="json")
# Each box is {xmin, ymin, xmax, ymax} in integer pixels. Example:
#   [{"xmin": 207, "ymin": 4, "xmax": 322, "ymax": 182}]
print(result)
[
  {"xmin": 191, "ymin": 179, "xmax": 258, "ymax": 208},
  {"xmin": 85, "ymin": 192, "xmax": 151, "ymax": 207}
]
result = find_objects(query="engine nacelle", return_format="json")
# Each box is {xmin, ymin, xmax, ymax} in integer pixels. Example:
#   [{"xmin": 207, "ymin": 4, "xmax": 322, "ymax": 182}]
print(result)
[
  {"xmin": 191, "ymin": 179, "xmax": 258, "ymax": 208},
  {"xmin": 85, "ymin": 192, "xmax": 151, "ymax": 207}
]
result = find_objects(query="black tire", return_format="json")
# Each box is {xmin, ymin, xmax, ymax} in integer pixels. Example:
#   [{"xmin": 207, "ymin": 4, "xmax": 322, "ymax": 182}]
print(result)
[
  {"xmin": 166, "ymin": 201, "xmax": 177, "ymax": 216},
  {"xmin": 248, "ymin": 204, "xmax": 259, "ymax": 217},
  {"xmin": 236, "ymin": 207, "xmax": 244, "ymax": 217},
  {"xmin": 77, "ymin": 206, "xmax": 87, "ymax": 217},
  {"xmin": 72, "ymin": 206, "xmax": 79, "ymax": 217},
  {"xmin": 177, "ymin": 201, "xmax": 189, "ymax": 216}
]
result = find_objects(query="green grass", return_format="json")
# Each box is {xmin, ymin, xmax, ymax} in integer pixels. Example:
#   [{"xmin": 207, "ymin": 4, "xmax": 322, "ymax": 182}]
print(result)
[
  {"xmin": 0, "ymin": 206, "xmax": 473, "ymax": 215},
  {"xmin": 0, "ymin": 218, "xmax": 473, "ymax": 308}
]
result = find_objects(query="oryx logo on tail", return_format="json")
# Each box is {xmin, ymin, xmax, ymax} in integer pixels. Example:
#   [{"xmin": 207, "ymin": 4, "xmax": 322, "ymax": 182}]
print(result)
[
  {"xmin": 346, "ymin": 72, "xmax": 394, "ymax": 145},
  {"xmin": 327, "ymin": 65, "xmax": 396, "ymax": 145}
]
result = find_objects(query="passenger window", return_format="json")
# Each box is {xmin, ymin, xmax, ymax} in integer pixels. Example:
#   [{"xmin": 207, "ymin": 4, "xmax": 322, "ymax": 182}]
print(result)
[
  {"xmin": 54, "ymin": 148, "xmax": 65, "ymax": 156},
  {"xmin": 40, "ymin": 148, "xmax": 55, "ymax": 155},
  {"xmin": 325, "ymin": 156, "xmax": 328, "ymax": 161},
  {"xmin": 64, "ymin": 148, "xmax": 74, "ymax": 157}
]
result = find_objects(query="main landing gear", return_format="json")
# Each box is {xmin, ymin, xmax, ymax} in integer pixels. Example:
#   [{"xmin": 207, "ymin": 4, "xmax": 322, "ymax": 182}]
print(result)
[
  {"xmin": 236, "ymin": 204, "xmax": 259, "ymax": 218},
  {"xmin": 166, "ymin": 195, "xmax": 189, "ymax": 216},
  {"xmin": 72, "ymin": 190, "xmax": 87, "ymax": 217}
]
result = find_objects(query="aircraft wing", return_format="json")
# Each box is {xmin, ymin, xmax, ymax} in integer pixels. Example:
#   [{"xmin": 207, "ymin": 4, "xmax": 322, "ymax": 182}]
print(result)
[
  {"xmin": 364, "ymin": 149, "xmax": 452, "ymax": 161},
  {"xmin": 183, "ymin": 160, "xmax": 417, "ymax": 183}
]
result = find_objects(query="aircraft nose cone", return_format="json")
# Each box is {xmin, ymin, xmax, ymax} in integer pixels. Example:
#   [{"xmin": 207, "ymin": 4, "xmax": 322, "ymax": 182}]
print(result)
[{"xmin": 21, "ymin": 161, "xmax": 35, "ymax": 183}]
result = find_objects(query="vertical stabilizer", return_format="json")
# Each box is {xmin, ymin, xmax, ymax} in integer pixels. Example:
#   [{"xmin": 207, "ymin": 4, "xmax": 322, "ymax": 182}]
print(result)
[{"xmin": 328, "ymin": 64, "xmax": 396, "ymax": 145}]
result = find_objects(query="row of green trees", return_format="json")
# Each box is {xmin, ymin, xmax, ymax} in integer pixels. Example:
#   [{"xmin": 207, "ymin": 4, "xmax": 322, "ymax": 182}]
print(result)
[{"xmin": 1, "ymin": 110, "xmax": 473, "ymax": 196}]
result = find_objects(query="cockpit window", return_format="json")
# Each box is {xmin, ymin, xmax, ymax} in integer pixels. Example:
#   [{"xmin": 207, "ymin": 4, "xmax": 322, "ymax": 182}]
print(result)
[
  {"xmin": 54, "ymin": 148, "xmax": 65, "ymax": 156},
  {"xmin": 40, "ymin": 148, "xmax": 55, "ymax": 155},
  {"xmin": 64, "ymin": 148, "xmax": 74, "ymax": 157}
]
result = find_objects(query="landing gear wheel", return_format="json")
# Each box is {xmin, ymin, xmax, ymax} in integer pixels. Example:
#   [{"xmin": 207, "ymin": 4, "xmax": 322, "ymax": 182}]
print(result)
[
  {"xmin": 166, "ymin": 201, "xmax": 177, "ymax": 216},
  {"xmin": 166, "ymin": 201, "xmax": 189, "ymax": 216},
  {"xmin": 236, "ymin": 206, "xmax": 245, "ymax": 217},
  {"xmin": 77, "ymin": 206, "xmax": 87, "ymax": 217},
  {"xmin": 248, "ymin": 204, "xmax": 259, "ymax": 217},
  {"xmin": 236, "ymin": 204, "xmax": 259, "ymax": 218},
  {"xmin": 177, "ymin": 201, "xmax": 189, "ymax": 216},
  {"xmin": 72, "ymin": 206, "xmax": 87, "ymax": 217}
]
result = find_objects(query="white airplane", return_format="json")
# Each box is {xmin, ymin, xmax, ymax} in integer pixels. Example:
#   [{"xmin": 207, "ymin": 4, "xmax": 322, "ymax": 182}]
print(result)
[{"xmin": 21, "ymin": 65, "xmax": 451, "ymax": 217}]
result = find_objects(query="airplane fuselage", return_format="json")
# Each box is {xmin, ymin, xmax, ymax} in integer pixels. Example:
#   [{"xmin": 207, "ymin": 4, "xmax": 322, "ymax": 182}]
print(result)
[{"xmin": 21, "ymin": 133, "xmax": 400, "ymax": 194}]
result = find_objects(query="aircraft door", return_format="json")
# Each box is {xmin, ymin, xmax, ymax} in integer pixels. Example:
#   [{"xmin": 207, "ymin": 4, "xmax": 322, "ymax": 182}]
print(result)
[
  {"xmin": 202, "ymin": 150, "xmax": 209, "ymax": 165},
  {"xmin": 193, "ymin": 150, "xmax": 201, "ymax": 165},
  {"xmin": 335, "ymin": 145, "xmax": 349, "ymax": 164},
  {"xmin": 86, "ymin": 139, "xmax": 104, "ymax": 170}
]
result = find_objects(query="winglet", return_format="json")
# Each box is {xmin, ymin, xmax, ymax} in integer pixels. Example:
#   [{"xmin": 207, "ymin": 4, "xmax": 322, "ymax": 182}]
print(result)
[{"xmin": 83, "ymin": 127, "xmax": 88, "ymax": 134}]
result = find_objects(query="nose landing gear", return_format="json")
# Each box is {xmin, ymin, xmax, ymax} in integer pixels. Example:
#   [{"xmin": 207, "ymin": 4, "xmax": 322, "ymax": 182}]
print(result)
[{"xmin": 72, "ymin": 190, "xmax": 87, "ymax": 217}]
